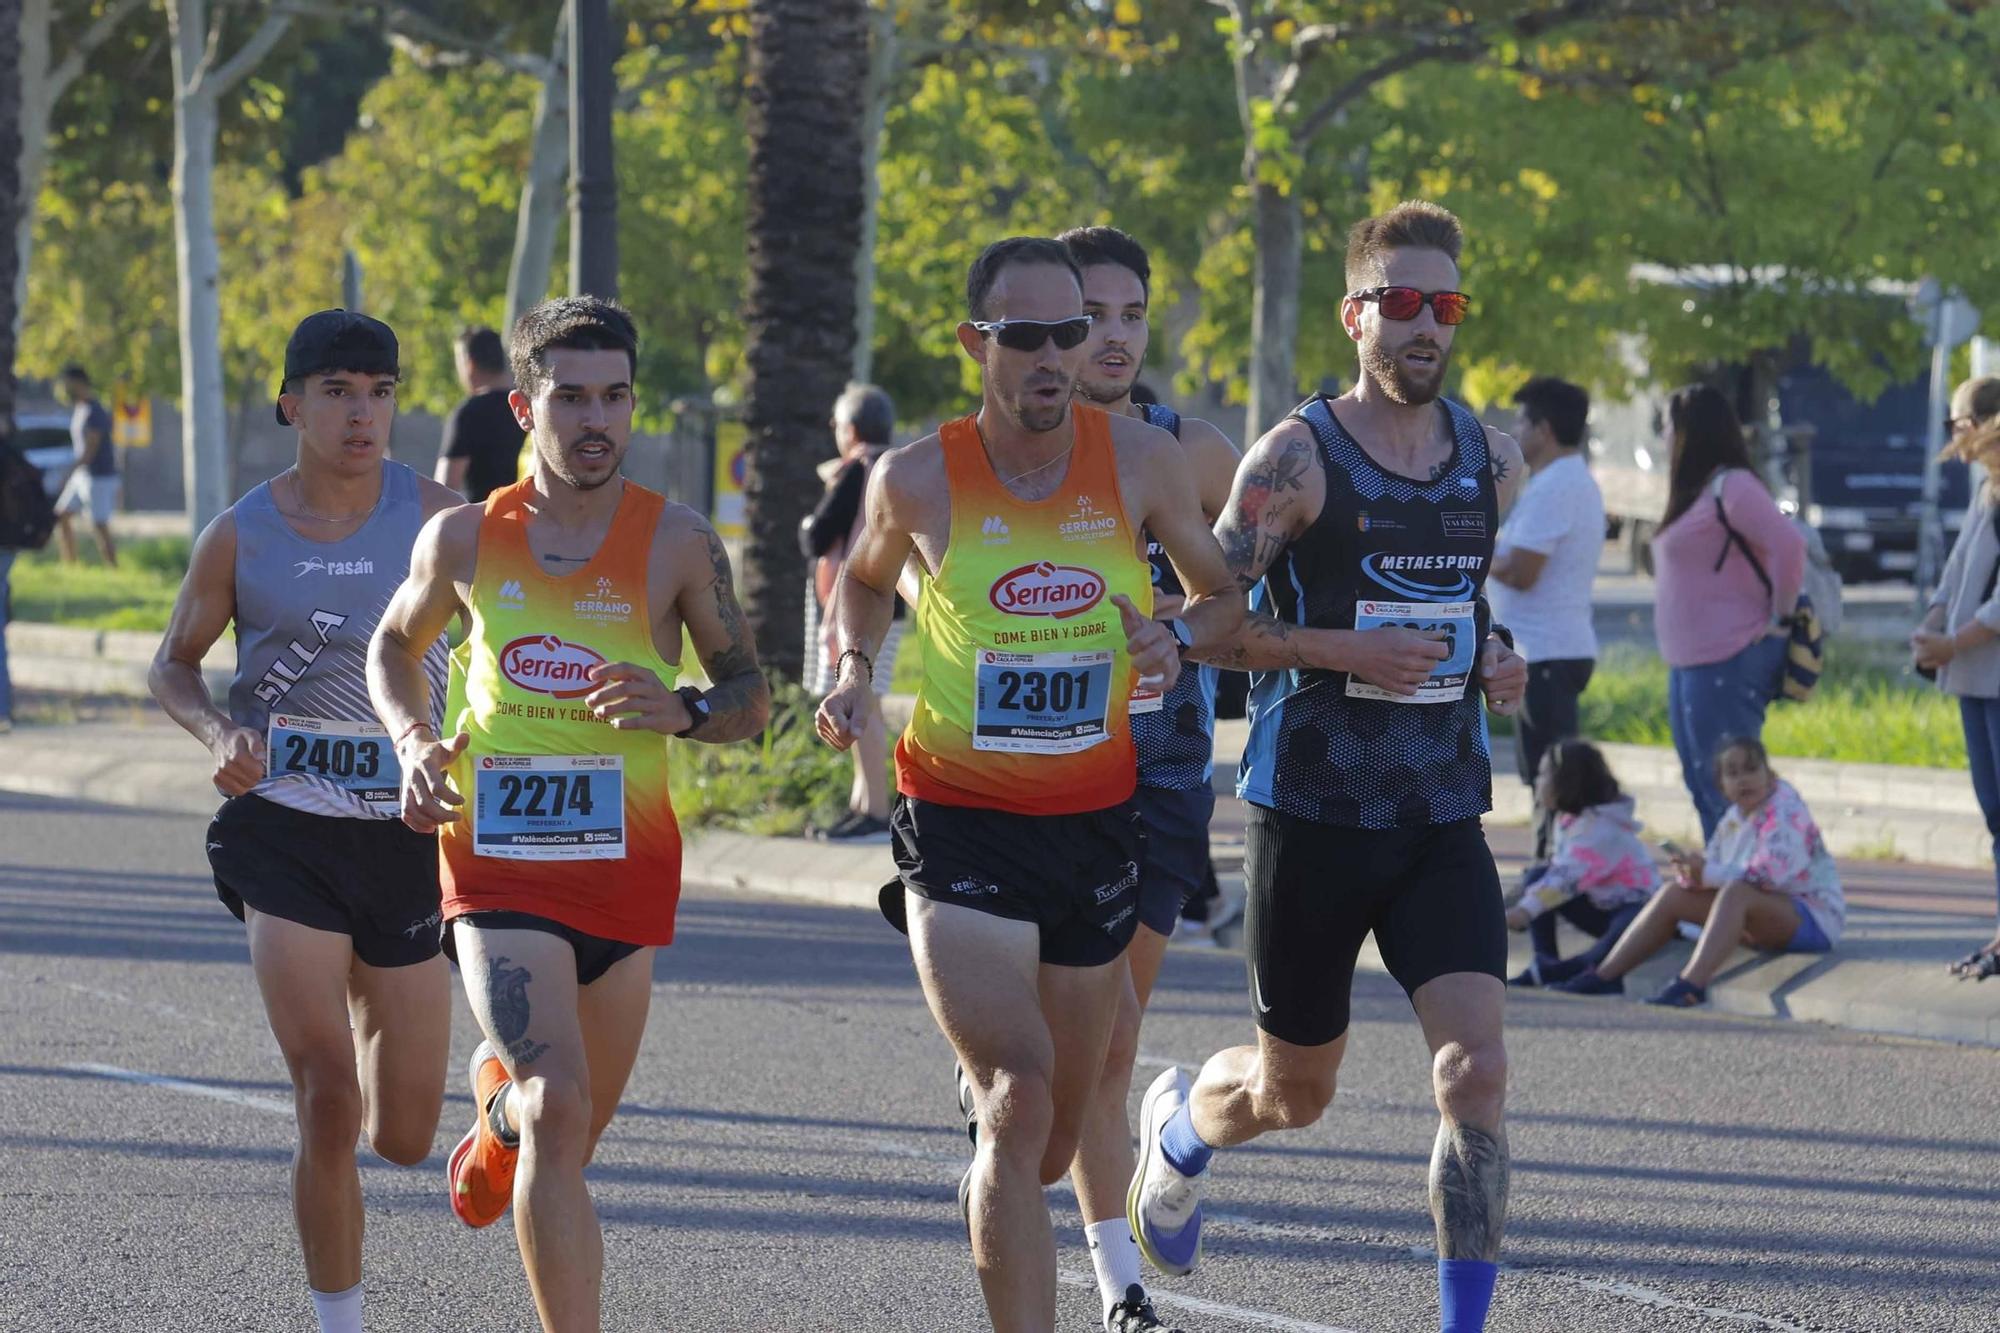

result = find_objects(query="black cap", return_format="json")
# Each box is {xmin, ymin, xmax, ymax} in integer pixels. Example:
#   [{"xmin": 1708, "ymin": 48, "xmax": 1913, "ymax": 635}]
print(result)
[{"xmin": 275, "ymin": 310, "xmax": 399, "ymax": 425}]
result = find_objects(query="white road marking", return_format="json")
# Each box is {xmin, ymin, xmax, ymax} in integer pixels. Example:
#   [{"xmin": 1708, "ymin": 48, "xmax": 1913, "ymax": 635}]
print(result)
[
  {"xmin": 59, "ymin": 1060, "xmax": 1833, "ymax": 1333},
  {"xmin": 1540, "ymin": 1275, "xmax": 1821, "ymax": 1333},
  {"xmin": 61, "ymin": 981, "xmax": 231, "ymax": 1031},
  {"xmin": 65, "ymin": 1062, "xmax": 291, "ymax": 1116},
  {"xmin": 1057, "ymin": 1270, "xmax": 1365, "ymax": 1333}
]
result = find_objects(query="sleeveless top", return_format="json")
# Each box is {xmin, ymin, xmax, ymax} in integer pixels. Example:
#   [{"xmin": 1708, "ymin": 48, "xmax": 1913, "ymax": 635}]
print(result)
[
  {"xmin": 896, "ymin": 404, "xmax": 1153, "ymax": 816},
  {"xmin": 227, "ymin": 460, "xmax": 445, "ymax": 819},
  {"xmin": 440, "ymin": 478, "xmax": 684, "ymax": 946},
  {"xmin": 1131, "ymin": 402, "xmax": 1220, "ymax": 791},
  {"xmin": 1238, "ymin": 396, "xmax": 1497, "ymax": 829}
]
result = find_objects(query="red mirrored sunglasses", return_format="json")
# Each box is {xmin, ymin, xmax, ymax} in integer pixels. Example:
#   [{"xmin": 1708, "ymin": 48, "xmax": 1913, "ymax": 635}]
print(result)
[{"xmin": 1347, "ymin": 286, "xmax": 1470, "ymax": 325}]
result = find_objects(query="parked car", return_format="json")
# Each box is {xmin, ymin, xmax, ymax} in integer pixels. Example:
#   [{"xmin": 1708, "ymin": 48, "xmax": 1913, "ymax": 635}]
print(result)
[{"xmin": 12, "ymin": 410, "xmax": 76, "ymax": 498}]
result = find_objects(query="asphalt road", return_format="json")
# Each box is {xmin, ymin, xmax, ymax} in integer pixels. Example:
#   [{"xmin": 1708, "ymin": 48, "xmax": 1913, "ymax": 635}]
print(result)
[{"xmin": 2, "ymin": 792, "xmax": 1995, "ymax": 1333}]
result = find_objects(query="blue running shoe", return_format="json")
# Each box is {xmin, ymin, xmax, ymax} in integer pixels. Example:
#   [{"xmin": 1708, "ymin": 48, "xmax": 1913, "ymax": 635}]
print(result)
[
  {"xmin": 1550, "ymin": 968, "xmax": 1624, "ymax": 996},
  {"xmin": 1127, "ymin": 1066, "xmax": 1206, "ymax": 1276},
  {"xmin": 1644, "ymin": 977, "xmax": 1708, "ymax": 1007}
]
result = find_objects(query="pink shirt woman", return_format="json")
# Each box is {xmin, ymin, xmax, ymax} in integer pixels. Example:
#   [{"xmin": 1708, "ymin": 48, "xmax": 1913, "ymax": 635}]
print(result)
[{"xmin": 1648, "ymin": 386, "xmax": 1806, "ymax": 837}]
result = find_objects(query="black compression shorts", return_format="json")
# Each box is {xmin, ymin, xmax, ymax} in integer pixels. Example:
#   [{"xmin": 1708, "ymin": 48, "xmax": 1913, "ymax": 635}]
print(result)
[{"xmin": 1243, "ymin": 805, "xmax": 1505, "ymax": 1047}]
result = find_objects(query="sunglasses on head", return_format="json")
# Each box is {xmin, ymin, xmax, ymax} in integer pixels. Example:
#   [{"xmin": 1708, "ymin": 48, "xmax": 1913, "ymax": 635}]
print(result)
[
  {"xmin": 1947, "ymin": 415, "xmax": 1978, "ymax": 435},
  {"xmin": 1347, "ymin": 286, "xmax": 1470, "ymax": 325},
  {"xmin": 971, "ymin": 317, "xmax": 1093, "ymax": 352}
]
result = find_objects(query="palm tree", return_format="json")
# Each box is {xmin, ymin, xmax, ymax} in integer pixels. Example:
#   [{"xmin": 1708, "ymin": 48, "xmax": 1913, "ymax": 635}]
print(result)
[{"xmin": 738, "ymin": 0, "xmax": 868, "ymax": 683}]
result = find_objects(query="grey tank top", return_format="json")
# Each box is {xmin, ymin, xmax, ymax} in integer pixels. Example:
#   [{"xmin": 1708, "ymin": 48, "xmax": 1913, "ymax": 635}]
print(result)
[{"xmin": 227, "ymin": 460, "xmax": 448, "ymax": 819}]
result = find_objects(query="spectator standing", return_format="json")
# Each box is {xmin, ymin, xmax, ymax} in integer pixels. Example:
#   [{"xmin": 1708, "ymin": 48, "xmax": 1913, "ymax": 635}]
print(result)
[
  {"xmin": 802, "ymin": 383, "xmax": 902, "ymax": 842},
  {"xmin": 1912, "ymin": 375, "xmax": 2000, "ymax": 979},
  {"xmin": 1489, "ymin": 376, "xmax": 1604, "ymax": 857},
  {"xmin": 1648, "ymin": 384, "xmax": 1804, "ymax": 837},
  {"xmin": 433, "ymin": 327, "xmax": 522, "ymax": 502},
  {"xmin": 54, "ymin": 364, "xmax": 118, "ymax": 566}
]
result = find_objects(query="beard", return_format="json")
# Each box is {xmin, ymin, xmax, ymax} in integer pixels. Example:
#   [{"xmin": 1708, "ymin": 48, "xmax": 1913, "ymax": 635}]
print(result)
[
  {"xmin": 1074, "ymin": 373, "xmax": 1130, "ymax": 406},
  {"xmin": 1006, "ymin": 374, "xmax": 1078, "ymax": 433},
  {"xmin": 537, "ymin": 433, "xmax": 623, "ymax": 490},
  {"xmin": 1360, "ymin": 331, "xmax": 1451, "ymax": 406}
]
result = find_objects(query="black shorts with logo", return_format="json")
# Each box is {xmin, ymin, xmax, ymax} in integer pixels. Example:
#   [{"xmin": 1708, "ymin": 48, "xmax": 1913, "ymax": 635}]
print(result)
[
  {"xmin": 1244, "ymin": 805, "xmax": 1506, "ymax": 1047},
  {"xmin": 207, "ymin": 794, "xmax": 443, "ymax": 969},
  {"xmin": 881, "ymin": 795, "xmax": 1147, "ymax": 968}
]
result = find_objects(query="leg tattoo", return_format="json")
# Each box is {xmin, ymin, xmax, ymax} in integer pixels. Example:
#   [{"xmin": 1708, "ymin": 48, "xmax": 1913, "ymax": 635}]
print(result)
[
  {"xmin": 1429, "ymin": 1121, "xmax": 1510, "ymax": 1261},
  {"xmin": 487, "ymin": 956, "xmax": 551, "ymax": 1068}
]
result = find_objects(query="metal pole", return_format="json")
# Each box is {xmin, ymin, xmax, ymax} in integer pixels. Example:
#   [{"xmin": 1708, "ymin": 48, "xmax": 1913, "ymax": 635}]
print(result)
[
  {"xmin": 1918, "ymin": 303, "xmax": 1953, "ymax": 601},
  {"xmin": 341, "ymin": 249, "xmax": 363, "ymax": 311},
  {"xmin": 568, "ymin": 0, "xmax": 617, "ymax": 298}
]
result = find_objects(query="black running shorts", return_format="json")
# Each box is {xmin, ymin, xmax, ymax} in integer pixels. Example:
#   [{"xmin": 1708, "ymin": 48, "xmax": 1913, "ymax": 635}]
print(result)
[
  {"xmin": 443, "ymin": 910, "xmax": 643, "ymax": 987},
  {"xmin": 883, "ymin": 795, "xmax": 1146, "ymax": 968},
  {"xmin": 1130, "ymin": 784, "xmax": 1215, "ymax": 937},
  {"xmin": 207, "ymin": 794, "xmax": 443, "ymax": 968},
  {"xmin": 1243, "ymin": 805, "xmax": 1506, "ymax": 1047}
]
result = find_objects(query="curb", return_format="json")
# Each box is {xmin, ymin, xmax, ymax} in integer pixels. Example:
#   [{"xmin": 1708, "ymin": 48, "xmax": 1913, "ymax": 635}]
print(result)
[
  {"xmin": 5, "ymin": 622, "xmax": 229, "ymax": 698},
  {"xmin": 682, "ymin": 832, "xmax": 2000, "ymax": 1051}
]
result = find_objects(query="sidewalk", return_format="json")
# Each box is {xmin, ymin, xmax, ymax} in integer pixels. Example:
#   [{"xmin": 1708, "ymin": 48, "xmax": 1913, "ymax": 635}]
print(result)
[{"xmin": 4, "ymin": 710, "xmax": 1997, "ymax": 1049}]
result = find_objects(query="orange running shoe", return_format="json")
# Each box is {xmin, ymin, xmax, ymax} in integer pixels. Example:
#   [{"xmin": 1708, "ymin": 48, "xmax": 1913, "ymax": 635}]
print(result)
[{"xmin": 447, "ymin": 1039, "xmax": 519, "ymax": 1228}]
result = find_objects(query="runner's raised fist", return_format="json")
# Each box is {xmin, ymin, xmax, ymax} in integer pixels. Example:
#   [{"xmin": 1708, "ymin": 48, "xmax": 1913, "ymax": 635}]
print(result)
[
  {"xmin": 210, "ymin": 724, "xmax": 268, "ymax": 797},
  {"xmin": 1114, "ymin": 593, "xmax": 1180, "ymax": 698}
]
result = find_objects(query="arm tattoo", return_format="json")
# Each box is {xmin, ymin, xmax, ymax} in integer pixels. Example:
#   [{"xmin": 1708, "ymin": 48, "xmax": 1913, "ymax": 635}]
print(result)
[
  {"xmin": 1218, "ymin": 434, "xmax": 1314, "ymax": 591},
  {"xmin": 688, "ymin": 524, "xmax": 769, "ymax": 743},
  {"xmin": 1490, "ymin": 453, "xmax": 1513, "ymax": 488},
  {"xmin": 487, "ymin": 957, "xmax": 551, "ymax": 1068},
  {"xmin": 1429, "ymin": 1120, "xmax": 1511, "ymax": 1261},
  {"xmin": 1190, "ymin": 612, "xmax": 1310, "ymax": 671}
]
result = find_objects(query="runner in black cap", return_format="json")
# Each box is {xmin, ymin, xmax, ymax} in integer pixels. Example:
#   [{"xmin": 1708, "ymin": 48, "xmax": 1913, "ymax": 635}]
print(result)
[{"xmin": 149, "ymin": 310, "xmax": 464, "ymax": 1333}]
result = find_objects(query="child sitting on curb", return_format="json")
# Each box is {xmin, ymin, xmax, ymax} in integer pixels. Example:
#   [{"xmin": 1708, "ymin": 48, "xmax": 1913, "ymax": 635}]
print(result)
[
  {"xmin": 1554, "ymin": 736, "xmax": 1846, "ymax": 1007},
  {"xmin": 1507, "ymin": 739, "xmax": 1658, "ymax": 988}
]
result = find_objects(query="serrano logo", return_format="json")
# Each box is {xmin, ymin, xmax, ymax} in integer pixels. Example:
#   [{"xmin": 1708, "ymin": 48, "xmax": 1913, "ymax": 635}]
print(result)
[
  {"xmin": 499, "ymin": 634, "xmax": 606, "ymax": 698},
  {"xmin": 989, "ymin": 562, "xmax": 1105, "ymax": 619}
]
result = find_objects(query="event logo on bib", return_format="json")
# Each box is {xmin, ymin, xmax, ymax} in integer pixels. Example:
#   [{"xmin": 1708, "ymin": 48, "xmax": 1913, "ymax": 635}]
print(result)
[
  {"xmin": 989, "ymin": 562, "xmax": 1106, "ymax": 620},
  {"xmin": 499, "ymin": 634, "xmax": 606, "ymax": 698}
]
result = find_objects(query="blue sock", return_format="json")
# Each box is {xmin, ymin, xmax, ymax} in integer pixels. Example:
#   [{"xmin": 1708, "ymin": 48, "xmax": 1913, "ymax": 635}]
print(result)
[
  {"xmin": 1159, "ymin": 1103, "xmax": 1213, "ymax": 1176},
  {"xmin": 1438, "ymin": 1258, "xmax": 1498, "ymax": 1332}
]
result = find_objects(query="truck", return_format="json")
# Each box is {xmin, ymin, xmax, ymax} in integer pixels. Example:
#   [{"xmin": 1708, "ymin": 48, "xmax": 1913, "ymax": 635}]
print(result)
[{"xmin": 1591, "ymin": 362, "xmax": 1962, "ymax": 582}]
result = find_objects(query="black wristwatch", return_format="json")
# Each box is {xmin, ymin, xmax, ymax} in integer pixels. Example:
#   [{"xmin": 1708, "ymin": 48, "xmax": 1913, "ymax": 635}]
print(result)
[
  {"xmin": 1165, "ymin": 617, "xmax": 1194, "ymax": 656},
  {"xmin": 673, "ymin": 686, "xmax": 711, "ymax": 737},
  {"xmin": 1490, "ymin": 623, "xmax": 1515, "ymax": 652}
]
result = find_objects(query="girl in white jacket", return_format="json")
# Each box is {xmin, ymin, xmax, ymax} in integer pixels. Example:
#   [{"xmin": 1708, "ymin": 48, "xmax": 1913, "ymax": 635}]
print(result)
[{"xmin": 1506, "ymin": 739, "xmax": 1659, "ymax": 987}]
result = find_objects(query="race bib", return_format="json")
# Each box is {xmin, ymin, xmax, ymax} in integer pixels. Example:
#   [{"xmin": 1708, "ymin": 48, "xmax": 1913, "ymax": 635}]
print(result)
[
  {"xmin": 1128, "ymin": 679, "xmax": 1164, "ymax": 715},
  {"xmin": 472, "ymin": 754, "xmax": 626, "ymax": 860},
  {"xmin": 973, "ymin": 648, "xmax": 1115, "ymax": 753},
  {"xmin": 267, "ymin": 714, "xmax": 398, "ymax": 810},
  {"xmin": 1346, "ymin": 600, "xmax": 1476, "ymax": 704}
]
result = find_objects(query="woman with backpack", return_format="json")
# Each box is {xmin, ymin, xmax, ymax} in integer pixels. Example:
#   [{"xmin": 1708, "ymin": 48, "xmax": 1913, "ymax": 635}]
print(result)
[
  {"xmin": 1912, "ymin": 375, "xmax": 2000, "ymax": 980},
  {"xmin": 1649, "ymin": 384, "xmax": 1806, "ymax": 838}
]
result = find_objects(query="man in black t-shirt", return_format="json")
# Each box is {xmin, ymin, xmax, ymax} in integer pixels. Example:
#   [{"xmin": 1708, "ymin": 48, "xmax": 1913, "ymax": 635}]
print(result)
[{"xmin": 434, "ymin": 327, "xmax": 522, "ymax": 502}]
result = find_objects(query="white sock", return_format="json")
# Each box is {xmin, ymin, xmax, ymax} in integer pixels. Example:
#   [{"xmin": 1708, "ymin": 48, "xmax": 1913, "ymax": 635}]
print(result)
[
  {"xmin": 1085, "ymin": 1218, "xmax": 1144, "ymax": 1323},
  {"xmin": 309, "ymin": 1282, "xmax": 362, "ymax": 1333}
]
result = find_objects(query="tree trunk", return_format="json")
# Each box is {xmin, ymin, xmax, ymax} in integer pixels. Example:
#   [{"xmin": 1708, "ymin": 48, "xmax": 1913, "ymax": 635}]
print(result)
[
  {"xmin": 1, "ymin": 0, "xmax": 22, "ymax": 439},
  {"xmin": 849, "ymin": 2, "xmax": 896, "ymax": 384},
  {"xmin": 1246, "ymin": 176, "xmax": 1303, "ymax": 443},
  {"xmin": 504, "ymin": 10, "xmax": 569, "ymax": 336},
  {"xmin": 169, "ymin": 4, "xmax": 229, "ymax": 533},
  {"xmin": 740, "ymin": 0, "xmax": 868, "ymax": 683},
  {"xmin": 12, "ymin": 0, "xmax": 48, "ymax": 339}
]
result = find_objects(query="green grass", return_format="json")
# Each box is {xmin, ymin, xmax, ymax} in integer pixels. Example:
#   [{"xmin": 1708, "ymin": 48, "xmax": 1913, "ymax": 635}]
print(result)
[
  {"xmin": 1508, "ymin": 640, "xmax": 1966, "ymax": 770},
  {"xmin": 8, "ymin": 536, "xmax": 188, "ymax": 631},
  {"xmin": 667, "ymin": 682, "xmax": 856, "ymax": 835}
]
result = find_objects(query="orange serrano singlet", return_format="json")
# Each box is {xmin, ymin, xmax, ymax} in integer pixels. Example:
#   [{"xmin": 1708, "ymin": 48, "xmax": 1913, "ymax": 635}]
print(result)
[
  {"xmin": 440, "ymin": 479, "xmax": 683, "ymax": 945},
  {"xmin": 895, "ymin": 405, "xmax": 1153, "ymax": 816}
]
